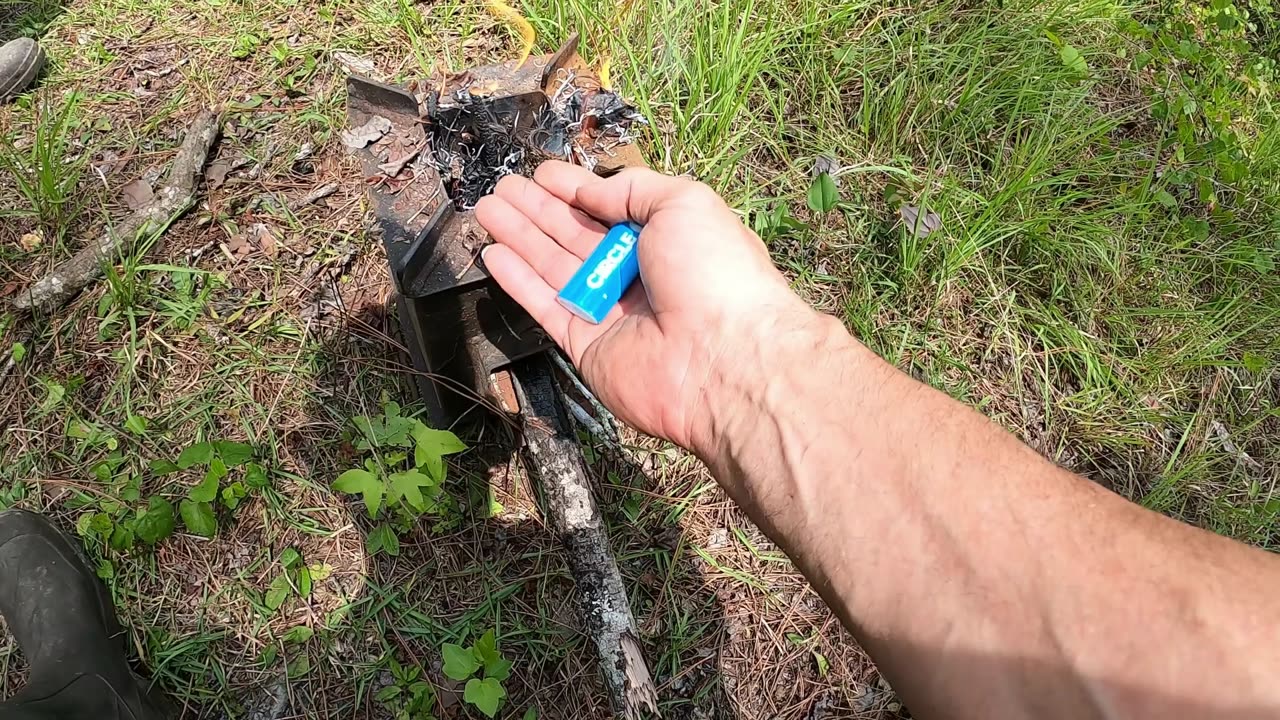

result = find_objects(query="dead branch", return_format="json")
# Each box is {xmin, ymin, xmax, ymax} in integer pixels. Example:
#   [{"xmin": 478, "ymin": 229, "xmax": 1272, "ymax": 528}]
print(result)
[
  {"xmin": 11, "ymin": 109, "xmax": 222, "ymax": 314},
  {"xmin": 513, "ymin": 356, "xmax": 660, "ymax": 720}
]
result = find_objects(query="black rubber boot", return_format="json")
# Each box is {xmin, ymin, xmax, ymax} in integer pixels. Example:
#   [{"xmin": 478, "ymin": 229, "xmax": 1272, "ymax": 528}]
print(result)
[
  {"xmin": 0, "ymin": 510, "xmax": 168, "ymax": 720},
  {"xmin": 0, "ymin": 39, "xmax": 45, "ymax": 100}
]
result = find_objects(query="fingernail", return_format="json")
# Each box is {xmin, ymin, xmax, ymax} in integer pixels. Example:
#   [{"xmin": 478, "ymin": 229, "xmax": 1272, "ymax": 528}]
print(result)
[{"xmin": 480, "ymin": 244, "xmax": 494, "ymax": 264}]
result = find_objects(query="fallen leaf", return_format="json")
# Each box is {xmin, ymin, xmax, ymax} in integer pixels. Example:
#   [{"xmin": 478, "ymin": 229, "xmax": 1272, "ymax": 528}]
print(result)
[
  {"xmin": 121, "ymin": 179, "xmax": 154, "ymax": 209},
  {"xmin": 377, "ymin": 147, "xmax": 421, "ymax": 177},
  {"xmin": 253, "ymin": 223, "xmax": 278, "ymax": 258},
  {"xmin": 94, "ymin": 150, "xmax": 124, "ymax": 177},
  {"xmin": 811, "ymin": 154, "xmax": 840, "ymax": 183},
  {"xmin": 226, "ymin": 232, "xmax": 252, "ymax": 258},
  {"xmin": 899, "ymin": 204, "xmax": 942, "ymax": 239},
  {"xmin": 340, "ymin": 116, "xmax": 392, "ymax": 149},
  {"xmin": 19, "ymin": 231, "xmax": 42, "ymax": 251},
  {"xmin": 333, "ymin": 51, "xmax": 377, "ymax": 77},
  {"xmin": 206, "ymin": 161, "xmax": 231, "ymax": 189}
]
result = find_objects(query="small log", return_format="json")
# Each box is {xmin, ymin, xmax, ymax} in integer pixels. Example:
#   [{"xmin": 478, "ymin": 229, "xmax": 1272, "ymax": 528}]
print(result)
[
  {"xmin": 12, "ymin": 109, "xmax": 222, "ymax": 313},
  {"xmin": 513, "ymin": 356, "xmax": 660, "ymax": 720}
]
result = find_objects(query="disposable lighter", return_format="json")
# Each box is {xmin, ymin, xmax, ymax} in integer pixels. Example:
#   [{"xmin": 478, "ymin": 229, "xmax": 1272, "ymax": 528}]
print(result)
[{"xmin": 556, "ymin": 222, "xmax": 642, "ymax": 324}]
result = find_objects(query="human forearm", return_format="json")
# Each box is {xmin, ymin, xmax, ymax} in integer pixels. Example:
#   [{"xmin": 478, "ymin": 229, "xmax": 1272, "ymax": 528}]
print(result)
[
  {"xmin": 476, "ymin": 163, "xmax": 1280, "ymax": 719},
  {"xmin": 690, "ymin": 310, "xmax": 1280, "ymax": 720}
]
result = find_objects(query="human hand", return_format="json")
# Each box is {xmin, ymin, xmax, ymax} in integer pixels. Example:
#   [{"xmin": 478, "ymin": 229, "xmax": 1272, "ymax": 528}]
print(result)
[{"xmin": 476, "ymin": 161, "xmax": 819, "ymax": 451}]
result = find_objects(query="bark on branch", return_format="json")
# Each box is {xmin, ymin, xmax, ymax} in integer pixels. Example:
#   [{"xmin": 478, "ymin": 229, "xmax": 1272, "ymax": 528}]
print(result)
[
  {"xmin": 513, "ymin": 356, "xmax": 660, "ymax": 720},
  {"xmin": 11, "ymin": 109, "xmax": 222, "ymax": 313}
]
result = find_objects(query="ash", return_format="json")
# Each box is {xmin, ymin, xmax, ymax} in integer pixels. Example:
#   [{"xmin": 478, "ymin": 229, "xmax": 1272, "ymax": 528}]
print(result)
[
  {"xmin": 427, "ymin": 94, "xmax": 531, "ymax": 210},
  {"xmin": 531, "ymin": 69, "xmax": 648, "ymax": 172},
  {"xmin": 426, "ymin": 70, "xmax": 648, "ymax": 209}
]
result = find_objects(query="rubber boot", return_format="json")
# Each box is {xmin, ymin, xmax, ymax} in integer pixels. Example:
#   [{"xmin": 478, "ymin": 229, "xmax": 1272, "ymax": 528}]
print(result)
[
  {"xmin": 0, "ymin": 39, "xmax": 45, "ymax": 100},
  {"xmin": 0, "ymin": 510, "xmax": 168, "ymax": 720}
]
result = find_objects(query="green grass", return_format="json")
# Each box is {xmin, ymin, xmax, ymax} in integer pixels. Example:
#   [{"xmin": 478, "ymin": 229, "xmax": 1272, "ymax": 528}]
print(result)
[{"xmin": 0, "ymin": 0, "xmax": 1278, "ymax": 716}]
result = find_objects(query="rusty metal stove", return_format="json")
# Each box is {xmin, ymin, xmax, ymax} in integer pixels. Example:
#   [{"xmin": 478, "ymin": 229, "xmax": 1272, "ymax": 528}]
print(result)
[{"xmin": 345, "ymin": 34, "xmax": 643, "ymax": 426}]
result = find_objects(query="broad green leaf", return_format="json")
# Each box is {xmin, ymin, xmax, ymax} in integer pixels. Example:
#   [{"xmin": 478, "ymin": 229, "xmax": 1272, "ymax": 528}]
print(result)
[
  {"xmin": 464, "ymin": 677, "xmax": 506, "ymax": 717},
  {"xmin": 334, "ymin": 468, "xmax": 384, "ymax": 518},
  {"xmin": 10, "ymin": 342, "xmax": 25, "ymax": 363},
  {"xmin": 287, "ymin": 653, "xmax": 310, "ymax": 679},
  {"xmin": 179, "ymin": 500, "xmax": 217, "ymax": 538},
  {"xmin": 221, "ymin": 482, "xmax": 247, "ymax": 510},
  {"xmin": 366, "ymin": 524, "xmax": 399, "ymax": 557},
  {"xmin": 297, "ymin": 565, "xmax": 313, "ymax": 598},
  {"xmin": 411, "ymin": 422, "xmax": 466, "ymax": 480},
  {"xmin": 472, "ymin": 630, "xmax": 511, "ymax": 680},
  {"xmin": 374, "ymin": 685, "xmax": 401, "ymax": 702},
  {"xmin": 124, "ymin": 415, "xmax": 148, "ymax": 435},
  {"xmin": 189, "ymin": 469, "xmax": 220, "ymax": 503},
  {"xmin": 244, "ymin": 463, "xmax": 269, "ymax": 489},
  {"xmin": 215, "ymin": 441, "xmax": 254, "ymax": 466},
  {"xmin": 806, "ymin": 172, "xmax": 838, "ymax": 214},
  {"xmin": 814, "ymin": 650, "xmax": 830, "ymax": 676},
  {"xmin": 150, "ymin": 458, "xmax": 181, "ymax": 475},
  {"xmin": 1154, "ymin": 190, "xmax": 1178, "ymax": 208},
  {"xmin": 109, "ymin": 524, "xmax": 135, "ymax": 551},
  {"xmin": 283, "ymin": 625, "xmax": 314, "ymax": 644},
  {"xmin": 265, "ymin": 574, "xmax": 291, "ymax": 610},
  {"xmin": 280, "ymin": 547, "xmax": 302, "ymax": 568},
  {"xmin": 522, "ymin": 707, "xmax": 538, "ymax": 720},
  {"xmin": 442, "ymin": 643, "xmax": 481, "ymax": 681},
  {"xmin": 1059, "ymin": 44, "xmax": 1088, "ymax": 74},
  {"xmin": 1243, "ymin": 352, "xmax": 1268, "ymax": 373},
  {"xmin": 38, "ymin": 379, "xmax": 66, "ymax": 415},
  {"xmin": 388, "ymin": 470, "xmax": 435, "ymax": 512},
  {"xmin": 178, "ymin": 442, "xmax": 214, "ymax": 469},
  {"xmin": 134, "ymin": 497, "xmax": 176, "ymax": 544}
]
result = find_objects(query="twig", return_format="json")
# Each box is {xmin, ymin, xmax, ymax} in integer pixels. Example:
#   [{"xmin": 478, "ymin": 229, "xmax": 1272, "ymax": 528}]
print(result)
[
  {"xmin": 288, "ymin": 182, "xmax": 339, "ymax": 211},
  {"xmin": 550, "ymin": 350, "xmax": 619, "ymax": 442},
  {"xmin": 11, "ymin": 109, "xmax": 222, "ymax": 314}
]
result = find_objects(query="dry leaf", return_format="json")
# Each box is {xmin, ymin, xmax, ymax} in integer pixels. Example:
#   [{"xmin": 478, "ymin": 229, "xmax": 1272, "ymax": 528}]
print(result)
[
  {"xmin": 94, "ymin": 150, "xmax": 124, "ymax": 177},
  {"xmin": 340, "ymin": 115, "xmax": 392, "ymax": 149},
  {"xmin": 333, "ymin": 51, "xmax": 377, "ymax": 77},
  {"xmin": 899, "ymin": 204, "xmax": 942, "ymax": 239},
  {"xmin": 121, "ymin": 178, "xmax": 155, "ymax": 209},
  {"xmin": 226, "ymin": 232, "xmax": 252, "ymax": 258},
  {"xmin": 811, "ymin": 154, "xmax": 840, "ymax": 182},
  {"xmin": 253, "ymin": 223, "xmax": 278, "ymax": 258},
  {"xmin": 377, "ymin": 147, "xmax": 421, "ymax": 177},
  {"xmin": 206, "ymin": 161, "xmax": 231, "ymax": 189},
  {"xmin": 19, "ymin": 231, "xmax": 43, "ymax": 251}
]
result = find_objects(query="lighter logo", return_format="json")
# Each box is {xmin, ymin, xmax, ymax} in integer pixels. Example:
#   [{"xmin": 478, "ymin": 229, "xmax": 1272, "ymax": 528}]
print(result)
[{"xmin": 585, "ymin": 231, "xmax": 637, "ymax": 290}]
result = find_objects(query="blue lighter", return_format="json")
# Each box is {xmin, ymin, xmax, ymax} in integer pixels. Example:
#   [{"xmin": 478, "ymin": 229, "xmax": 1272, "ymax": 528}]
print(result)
[{"xmin": 556, "ymin": 222, "xmax": 642, "ymax": 324}]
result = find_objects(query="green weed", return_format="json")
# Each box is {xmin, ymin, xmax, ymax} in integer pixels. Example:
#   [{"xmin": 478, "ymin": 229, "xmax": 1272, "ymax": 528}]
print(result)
[
  {"xmin": 332, "ymin": 401, "xmax": 467, "ymax": 556},
  {"xmin": 0, "ymin": 94, "xmax": 92, "ymax": 243}
]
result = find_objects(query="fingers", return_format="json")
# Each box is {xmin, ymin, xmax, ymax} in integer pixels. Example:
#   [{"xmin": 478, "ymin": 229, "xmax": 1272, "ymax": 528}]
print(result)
[
  {"xmin": 474, "ymin": 194, "xmax": 581, "ymax": 289},
  {"xmin": 480, "ymin": 243, "xmax": 572, "ymax": 349},
  {"xmin": 493, "ymin": 168, "xmax": 606, "ymax": 260},
  {"xmin": 574, "ymin": 166, "xmax": 708, "ymax": 225}
]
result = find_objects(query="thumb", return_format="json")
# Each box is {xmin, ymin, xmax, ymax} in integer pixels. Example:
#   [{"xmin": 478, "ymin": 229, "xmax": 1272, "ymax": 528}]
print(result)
[{"xmin": 574, "ymin": 167, "xmax": 698, "ymax": 225}]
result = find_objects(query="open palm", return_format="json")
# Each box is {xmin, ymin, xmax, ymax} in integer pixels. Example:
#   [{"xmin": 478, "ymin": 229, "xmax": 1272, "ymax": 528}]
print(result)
[{"xmin": 475, "ymin": 161, "xmax": 802, "ymax": 449}]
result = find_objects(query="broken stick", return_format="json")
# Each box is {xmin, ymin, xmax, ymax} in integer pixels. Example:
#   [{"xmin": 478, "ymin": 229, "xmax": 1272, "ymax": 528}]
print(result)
[
  {"xmin": 11, "ymin": 109, "xmax": 222, "ymax": 314},
  {"xmin": 513, "ymin": 356, "xmax": 660, "ymax": 720}
]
